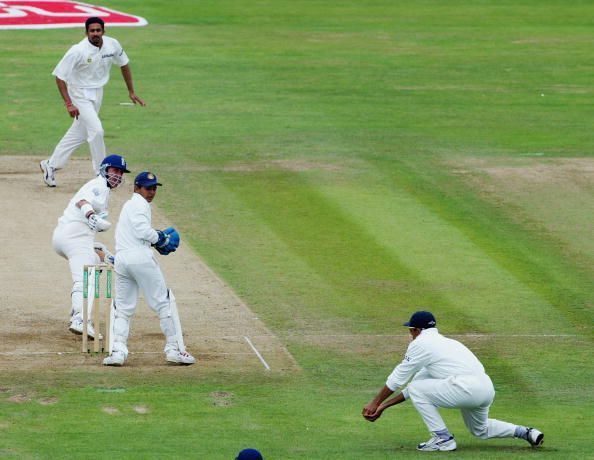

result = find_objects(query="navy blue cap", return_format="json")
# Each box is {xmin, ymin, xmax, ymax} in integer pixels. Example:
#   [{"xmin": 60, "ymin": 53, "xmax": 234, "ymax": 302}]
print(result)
[
  {"xmin": 403, "ymin": 311, "xmax": 436, "ymax": 329},
  {"xmin": 236, "ymin": 448, "xmax": 263, "ymax": 460},
  {"xmin": 134, "ymin": 171, "xmax": 162, "ymax": 188}
]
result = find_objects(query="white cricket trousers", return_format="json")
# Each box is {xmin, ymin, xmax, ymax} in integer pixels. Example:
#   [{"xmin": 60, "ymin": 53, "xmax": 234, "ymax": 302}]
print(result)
[
  {"xmin": 407, "ymin": 373, "xmax": 518, "ymax": 439},
  {"xmin": 112, "ymin": 249, "xmax": 177, "ymax": 354},
  {"xmin": 52, "ymin": 222, "xmax": 100, "ymax": 318},
  {"xmin": 48, "ymin": 86, "xmax": 106, "ymax": 175}
]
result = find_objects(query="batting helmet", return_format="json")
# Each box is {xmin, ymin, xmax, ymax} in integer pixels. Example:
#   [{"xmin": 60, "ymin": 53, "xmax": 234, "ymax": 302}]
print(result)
[{"xmin": 101, "ymin": 154, "xmax": 130, "ymax": 173}]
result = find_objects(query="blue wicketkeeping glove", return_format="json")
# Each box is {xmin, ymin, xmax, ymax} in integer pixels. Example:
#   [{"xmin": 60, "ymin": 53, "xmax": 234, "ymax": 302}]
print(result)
[
  {"xmin": 163, "ymin": 227, "xmax": 180, "ymax": 248},
  {"xmin": 153, "ymin": 228, "xmax": 180, "ymax": 255}
]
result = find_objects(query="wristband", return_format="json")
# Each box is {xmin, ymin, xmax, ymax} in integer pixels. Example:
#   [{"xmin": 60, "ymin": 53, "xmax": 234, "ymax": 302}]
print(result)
[{"xmin": 80, "ymin": 203, "xmax": 94, "ymax": 218}]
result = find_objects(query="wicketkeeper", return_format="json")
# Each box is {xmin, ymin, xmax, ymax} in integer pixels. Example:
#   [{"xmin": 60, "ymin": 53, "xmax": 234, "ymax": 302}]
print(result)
[
  {"xmin": 103, "ymin": 171, "xmax": 195, "ymax": 366},
  {"xmin": 362, "ymin": 311, "xmax": 544, "ymax": 452}
]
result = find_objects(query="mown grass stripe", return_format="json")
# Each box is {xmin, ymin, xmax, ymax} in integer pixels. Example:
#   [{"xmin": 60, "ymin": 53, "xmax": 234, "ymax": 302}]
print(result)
[{"xmin": 364, "ymin": 154, "xmax": 593, "ymax": 338}]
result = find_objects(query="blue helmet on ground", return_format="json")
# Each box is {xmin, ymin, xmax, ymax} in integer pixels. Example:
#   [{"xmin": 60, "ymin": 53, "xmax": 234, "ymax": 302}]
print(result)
[{"xmin": 236, "ymin": 449, "xmax": 263, "ymax": 460}]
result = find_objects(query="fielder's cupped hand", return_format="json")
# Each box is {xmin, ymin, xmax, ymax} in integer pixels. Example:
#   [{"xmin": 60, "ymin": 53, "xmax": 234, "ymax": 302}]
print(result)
[{"xmin": 362, "ymin": 403, "xmax": 383, "ymax": 422}]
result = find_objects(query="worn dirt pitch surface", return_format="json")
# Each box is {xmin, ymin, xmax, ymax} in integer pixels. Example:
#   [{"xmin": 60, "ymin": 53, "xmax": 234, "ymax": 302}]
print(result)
[{"xmin": 0, "ymin": 156, "xmax": 297, "ymax": 373}]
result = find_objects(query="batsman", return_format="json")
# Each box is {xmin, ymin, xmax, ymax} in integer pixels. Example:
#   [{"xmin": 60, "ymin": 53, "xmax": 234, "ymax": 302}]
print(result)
[
  {"xmin": 103, "ymin": 171, "xmax": 195, "ymax": 366},
  {"xmin": 52, "ymin": 154, "xmax": 128, "ymax": 339}
]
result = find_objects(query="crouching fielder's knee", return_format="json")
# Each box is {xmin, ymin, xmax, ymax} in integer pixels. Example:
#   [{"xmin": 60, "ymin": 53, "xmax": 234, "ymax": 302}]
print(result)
[{"xmin": 466, "ymin": 422, "xmax": 489, "ymax": 439}]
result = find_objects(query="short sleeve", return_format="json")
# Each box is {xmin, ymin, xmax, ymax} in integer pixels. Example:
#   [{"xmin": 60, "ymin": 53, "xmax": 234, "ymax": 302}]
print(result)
[
  {"xmin": 52, "ymin": 46, "xmax": 80, "ymax": 81},
  {"xmin": 112, "ymin": 39, "xmax": 129, "ymax": 67},
  {"xmin": 385, "ymin": 340, "xmax": 430, "ymax": 390}
]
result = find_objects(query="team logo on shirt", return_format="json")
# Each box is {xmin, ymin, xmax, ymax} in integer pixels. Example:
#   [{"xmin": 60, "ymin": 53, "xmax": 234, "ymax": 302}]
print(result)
[
  {"xmin": 87, "ymin": 58, "xmax": 92, "ymax": 63},
  {"xmin": 0, "ymin": 1, "xmax": 148, "ymax": 30}
]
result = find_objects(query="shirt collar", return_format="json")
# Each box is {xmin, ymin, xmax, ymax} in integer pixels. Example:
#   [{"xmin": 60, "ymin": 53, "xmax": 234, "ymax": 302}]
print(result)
[
  {"xmin": 133, "ymin": 192, "xmax": 149, "ymax": 204},
  {"xmin": 420, "ymin": 327, "xmax": 439, "ymax": 335},
  {"xmin": 84, "ymin": 37, "xmax": 102, "ymax": 52}
]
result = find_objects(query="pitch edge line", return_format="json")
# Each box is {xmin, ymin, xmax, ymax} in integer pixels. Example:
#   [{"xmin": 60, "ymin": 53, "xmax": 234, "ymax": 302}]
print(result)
[{"xmin": 244, "ymin": 336, "xmax": 271, "ymax": 371}]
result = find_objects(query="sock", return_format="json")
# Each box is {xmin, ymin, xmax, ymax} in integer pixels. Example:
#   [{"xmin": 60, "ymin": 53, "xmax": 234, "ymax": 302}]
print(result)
[
  {"xmin": 514, "ymin": 426, "xmax": 528, "ymax": 439},
  {"xmin": 434, "ymin": 428, "xmax": 452, "ymax": 440}
]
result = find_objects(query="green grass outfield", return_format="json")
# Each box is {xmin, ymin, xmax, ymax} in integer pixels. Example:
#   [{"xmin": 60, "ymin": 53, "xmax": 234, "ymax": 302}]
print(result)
[{"xmin": 1, "ymin": 0, "xmax": 593, "ymax": 458}]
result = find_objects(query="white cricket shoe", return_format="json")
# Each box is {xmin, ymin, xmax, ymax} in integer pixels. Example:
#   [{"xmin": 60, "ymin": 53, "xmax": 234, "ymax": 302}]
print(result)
[
  {"xmin": 40, "ymin": 160, "xmax": 56, "ymax": 187},
  {"xmin": 102, "ymin": 350, "xmax": 126, "ymax": 367},
  {"xmin": 526, "ymin": 428, "xmax": 544, "ymax": 447},
  {"xmin": 417, "ymin": 435, "xmax": 457, "ymax": 452},
  {"xmin": 68, "ymin": 317, "xmax": 102, "ymax": 340},
  {"xmin": 166, "ymin": 349, "xmax": 196, "ymax": 365}
]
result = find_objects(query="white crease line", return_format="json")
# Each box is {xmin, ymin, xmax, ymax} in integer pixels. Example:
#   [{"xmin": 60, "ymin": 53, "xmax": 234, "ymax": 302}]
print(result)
[
  {"xmin": 0, "ymin": 334, "xmax": 580, "ymax": 357},
  {"xmin": 244, "ymin": 336, "xmax": 271, "ymax": 371}
]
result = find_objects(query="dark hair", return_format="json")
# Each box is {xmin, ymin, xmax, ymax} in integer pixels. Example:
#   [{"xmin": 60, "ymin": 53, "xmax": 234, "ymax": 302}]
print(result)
[{"xmin": 85, "ymin": 17, "xmax": 105, "ymax": 32}]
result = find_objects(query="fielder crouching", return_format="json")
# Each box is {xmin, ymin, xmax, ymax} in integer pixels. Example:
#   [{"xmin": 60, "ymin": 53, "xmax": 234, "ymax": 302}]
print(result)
[
  {"xmin": 362, "ymin": 311, "xmax": 544, "ymax": 452},
  {"xmin": 103, "ymin": 171, "xmax": 195, "ymax": 366}
]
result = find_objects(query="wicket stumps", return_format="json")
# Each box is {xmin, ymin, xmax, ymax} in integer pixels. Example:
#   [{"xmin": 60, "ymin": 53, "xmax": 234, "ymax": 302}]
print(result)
[{"xmin": 82, "ymin": 264, "xmax": 113, "ymax": 353}]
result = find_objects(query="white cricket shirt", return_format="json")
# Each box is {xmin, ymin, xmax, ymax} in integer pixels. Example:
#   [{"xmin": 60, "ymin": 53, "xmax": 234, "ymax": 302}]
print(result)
[
  {"xmin": 386, "ymin": 328, "xmax": 486, "ymax": 391},
  {"xmin": 58, "ymin": 176, "xmax": 110, "ymax": 227},
  {"xmin": 52, "ymin": 36, "xmax": 129, "ymax": 89},
  {"xmin": 115, "ymin": 193, "xmax": 159, "ymax": 253}
]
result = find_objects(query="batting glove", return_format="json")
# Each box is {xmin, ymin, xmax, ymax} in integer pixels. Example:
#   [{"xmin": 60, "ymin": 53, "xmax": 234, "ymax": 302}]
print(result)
[{"xmin": 87, "ymin": 214, "xmax": 111, "ymax": 232}]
